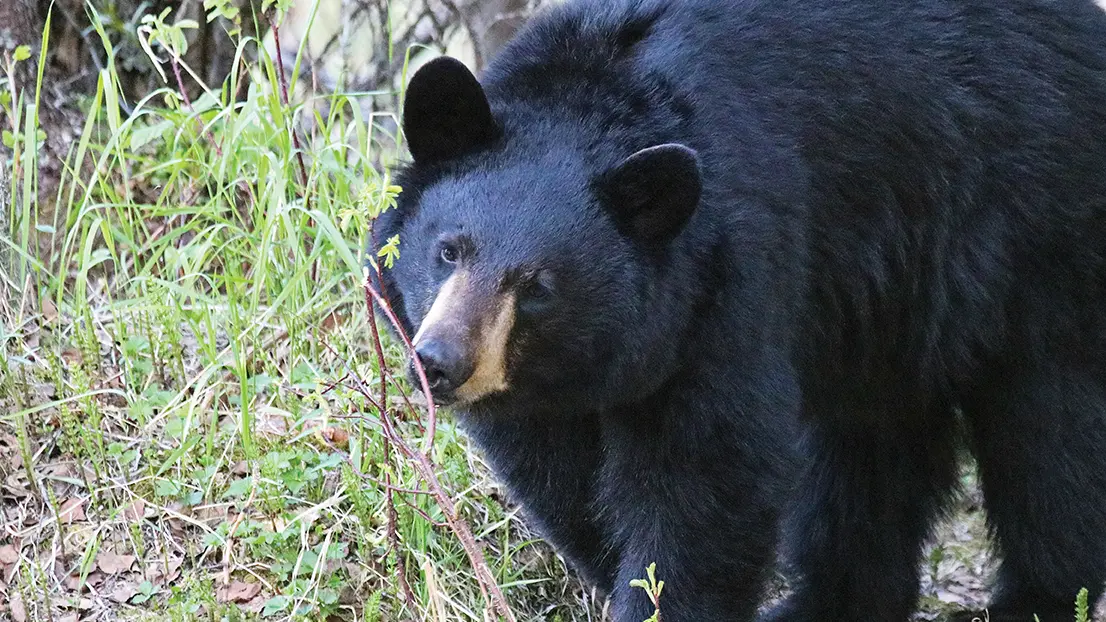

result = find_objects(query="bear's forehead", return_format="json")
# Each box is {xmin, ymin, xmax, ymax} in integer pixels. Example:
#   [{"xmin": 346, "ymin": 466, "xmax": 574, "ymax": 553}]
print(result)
[
  {"xmin": 406, "ymin": 166, "xmax": 624, "ymax": 272},
  {"xmin": 414, "ymin": 161, "xmax": 597, "ymax": 233}
]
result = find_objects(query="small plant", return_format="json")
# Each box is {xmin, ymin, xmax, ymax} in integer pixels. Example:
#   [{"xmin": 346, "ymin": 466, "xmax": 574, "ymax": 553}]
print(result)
[
  {"xmin": 630, "ymin": 562, "xmax": 665, "ymax": 622},
  {"xmin": 1074, "ymin": 587, "xmax": 1090, "ymax": 622}
]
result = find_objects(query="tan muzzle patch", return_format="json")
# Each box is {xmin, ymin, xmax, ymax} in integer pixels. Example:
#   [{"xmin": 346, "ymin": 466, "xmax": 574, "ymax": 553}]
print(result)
[{"xmin": 412, "ymin": 271, "xmax": 516, "ymax": 404}]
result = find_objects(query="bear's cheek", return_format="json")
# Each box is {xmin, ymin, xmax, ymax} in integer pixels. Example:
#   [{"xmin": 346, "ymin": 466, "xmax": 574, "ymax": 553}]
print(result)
[
  {"xmin": 453, "ymin": 290, "xmax": 517, "ymax": 403},
  {"xmin": 411, "ymin": 270, "xmax": 520, "ymax": 404}
]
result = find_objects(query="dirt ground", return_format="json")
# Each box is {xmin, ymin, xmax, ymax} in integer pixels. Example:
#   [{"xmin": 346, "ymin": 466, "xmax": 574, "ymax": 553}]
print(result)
[{"xmin": 910, "ymin": 476, "xmax": 1104, "ymax": 621}]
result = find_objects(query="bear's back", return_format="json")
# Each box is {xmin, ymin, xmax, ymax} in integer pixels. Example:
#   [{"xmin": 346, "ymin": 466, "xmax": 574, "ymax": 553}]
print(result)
[{"xmin": 482, "ymin": 0, "xmax": 1106, "ymax": 394}]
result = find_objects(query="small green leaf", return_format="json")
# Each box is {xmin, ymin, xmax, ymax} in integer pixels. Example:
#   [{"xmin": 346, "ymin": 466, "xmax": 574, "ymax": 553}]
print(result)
[
  {"xmin": 1075, "ymin": 587, "xmax": 1090, "ymax": 622},
  {"xmin": 13, "ymin": 45, "xmax": 32, "ymax": 62},
  {"xmin": 262, "ymin": 595, "xmax": 289, "ymax": 617},
  {"xmin": 319, "ymin": 588, "xmax": 339, "ymax": 605},
  {"xmin": 154, "ymin": 479, "xmax": 183, "ymax": 497},
  {"xmin": 377, "ymin": 235, "xmax": 401, "ymax": 269},
  {"xmin": 129, "ymin": 119, "xmax": 174, "ymax": 150},
  {"xmin": 223, "ymin": 476, "xmax": 253, "ymax": 499},
  {"xmin": 132, "ymin": 580, "xmax": 156, "ymax": 603}
]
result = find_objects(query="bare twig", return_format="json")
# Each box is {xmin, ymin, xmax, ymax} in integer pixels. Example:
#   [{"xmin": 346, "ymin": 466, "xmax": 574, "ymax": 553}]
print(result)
[
  {"xmin": 267, "ymin": 13, "xmax": 311, "ymax": 193},
  {"xmin": 358, "ymin": 265, "xmax": 516, "ymax": 622},
  {"xmin": 169, "ymin": 57, "xmax": 223, "ymax": 157},
  {"xmin": 267, "ymin": 10, "xmax": 320, "ymax": 284}
]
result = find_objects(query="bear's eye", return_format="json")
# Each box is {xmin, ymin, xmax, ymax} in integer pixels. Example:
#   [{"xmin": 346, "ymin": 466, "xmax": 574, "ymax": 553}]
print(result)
[
  {"xmin": 521, "ymin": 279, "xmax": 549, "ymax": 300},
  {"xmin": 517, "ymin": 270, "xmax": 555, "ymax": 310},
  {"xmin": 439, "ymin": 244, "xmax": 459, "ymax": 265}
]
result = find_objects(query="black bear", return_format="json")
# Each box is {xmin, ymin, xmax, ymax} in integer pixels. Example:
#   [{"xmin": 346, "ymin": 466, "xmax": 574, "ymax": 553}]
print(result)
[{"xmin": 371, "ymin": 0, "xmax": 1106, "ymax": 620}]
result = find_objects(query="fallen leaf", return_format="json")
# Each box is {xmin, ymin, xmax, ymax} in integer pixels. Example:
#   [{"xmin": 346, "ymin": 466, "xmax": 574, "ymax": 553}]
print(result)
[
  {"xmin": 216, "ymin": 580, "xmax": 261, "ymax": 603},
  {"xmin": 60, "ymin": 346, "xmax": 83, "ymax": 366},
  {"xmin": 3, "ymin": 471, "xmax": 31, "ymax": 498},
  {"xmin": 319, "ymin": 310, "xmax": 346, "ymax": 333},
  {"xmin": 149, "ymin": 556, "xmax": 183, "ymax": 585},
  {"xmin": 122, "ymin": 500, "xmax": 145, "ymax": 521},
  {"xmin": 41, "ymin": 297, "xmax": 59, "ymax": 323},
  {"xmin": 109, "ymin": 581, "xmax": 139, "ymax": 603},
  {"xmin": 64, "ymin": 571, "xmax": 103, "ymax": 591},
  {"xmin": 58, "ymin": 614, "xmax": 78, "ymax": 622},
  {"xmin": 97, "ymin": 552, "xmax": 135, "ymax": 575},
  {"xmin": 0, "ymin": 545, "xmax": 18, "ymax": 564},
  {"xmin": 321, "ymin": 426, "xmax": 349, "ymax": 448},
  {"xmin": 241, "ymin": 593, "xmax": 267, "ymax": 614},
  {"xmin": 58, "ymin": 498, "xmax": 86, "ymax": 524},
  {"xmin": 10, "ymin": 593, "xmax": 26, "ymax": 622},
  {"xmin": 256, "ymin": 409, "xmax": 289, "ymax": 437}
]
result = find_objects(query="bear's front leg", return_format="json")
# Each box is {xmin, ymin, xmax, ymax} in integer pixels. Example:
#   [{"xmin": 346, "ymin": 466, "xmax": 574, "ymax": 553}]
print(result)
[
  {"xmin": 598, "ymin": 379, "xmax": 799, "ymax": 622},
  {"xmin": 458, "ymin": 407, "xmax": 617, "ymax": 592}
]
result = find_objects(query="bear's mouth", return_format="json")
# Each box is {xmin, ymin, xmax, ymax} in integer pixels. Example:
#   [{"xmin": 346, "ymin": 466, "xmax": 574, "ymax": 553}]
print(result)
[{"xmin": 405, "ymin": 360, "xmax": 461, "ymax": 407}]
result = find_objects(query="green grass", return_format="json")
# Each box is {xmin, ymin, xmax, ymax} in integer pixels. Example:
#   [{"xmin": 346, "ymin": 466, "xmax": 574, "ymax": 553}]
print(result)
[
  {"xmin": 0, "ymin": 5, "xmax": 602, "ymax": 621},
  {"xmin": 2, "ymin": 5, "xmax": 1101, "ymax": 622}
]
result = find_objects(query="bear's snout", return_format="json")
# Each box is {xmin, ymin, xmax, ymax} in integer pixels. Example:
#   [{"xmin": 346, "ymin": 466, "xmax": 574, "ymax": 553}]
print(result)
[
  {"xmin": 411, "ymin": 338, "xmax": 474, "ymax": 404},
  {"xmin": 409, "ymin": 272, "xmax": 517, "ymax": 406}
]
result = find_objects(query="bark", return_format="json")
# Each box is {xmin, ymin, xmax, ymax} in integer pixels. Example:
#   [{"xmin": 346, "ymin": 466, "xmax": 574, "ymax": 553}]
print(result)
[
  {"xmin": 1, "ymin": 0, "xmax": 37, "ymax": 297},
  {"xmin": 0, "ymin": 162, "xmax": 9, "ymax": 307},
  {"xmin": 0, "ymin": 1, "xmax": 40, "ymax": 89},
  {"xmin": 2, "ymin": 0, "xmax": 85, "ymax": 269},
  {"xmin": 459, "ymin": 0, "xmax": 532, "ymax": 67}
]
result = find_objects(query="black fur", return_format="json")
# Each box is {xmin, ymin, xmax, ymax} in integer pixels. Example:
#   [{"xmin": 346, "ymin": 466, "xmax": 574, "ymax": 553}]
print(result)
[{"xmin": 372, "ymin": 0, "xmax": 1106, "ymax": 620}]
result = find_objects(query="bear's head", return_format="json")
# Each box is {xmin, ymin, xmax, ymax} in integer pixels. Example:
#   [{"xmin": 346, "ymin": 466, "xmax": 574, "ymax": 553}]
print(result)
[{"xmin": 377, "ymin": 57, "xmax": 705, "ymax": 413}]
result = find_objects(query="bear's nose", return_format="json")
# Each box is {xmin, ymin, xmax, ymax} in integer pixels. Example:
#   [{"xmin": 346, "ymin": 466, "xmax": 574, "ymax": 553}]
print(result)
[{"xmin": 413, "ymin": 339, "xmax": 474, "ymax": 396}]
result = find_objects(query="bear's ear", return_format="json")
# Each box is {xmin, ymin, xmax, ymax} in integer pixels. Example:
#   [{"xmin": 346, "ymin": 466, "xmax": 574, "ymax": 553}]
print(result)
[
  {"xmin": 403, "ymin": 57, "xmax": 498, "ymax": 164},
  {"xmin": 598, "ymin": 143, "xmax": 702, "ymax": 246}
]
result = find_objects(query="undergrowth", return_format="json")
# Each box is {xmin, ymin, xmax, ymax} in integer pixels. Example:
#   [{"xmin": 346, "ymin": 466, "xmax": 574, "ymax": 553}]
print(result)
[
  {"xmin": 0, "ymin": 2, "xmax": 602, "ymax": 620},
  {"xmin": 1, "ymin": 2, "xmax": 1101, "ymax": 622}
]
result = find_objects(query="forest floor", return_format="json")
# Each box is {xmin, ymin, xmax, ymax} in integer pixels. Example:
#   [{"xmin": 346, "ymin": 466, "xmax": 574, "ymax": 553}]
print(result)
[{"xmin": 2, "ymin": 7, "xmax": 1104, "ymax": 621}]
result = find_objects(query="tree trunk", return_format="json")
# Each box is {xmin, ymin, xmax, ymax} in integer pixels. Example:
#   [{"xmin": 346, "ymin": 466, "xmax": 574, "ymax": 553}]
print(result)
[
  {"xmin": 1, "ymin": 0, "xmax": 39, "ymax": 301},
  {"xmin": 1, "ymin": 0, "xmax": 82, "ymax": 273},
  {"xmin": 0, "ymin": 1, "xmax": 40, "ymax": 89},
  {"xmin": 0, "ymin": 162, "xmax": 9, "ymax": 307},
  {"xmin": 463, "ymin": 0, "xmax": 531, "ymax": 66}
]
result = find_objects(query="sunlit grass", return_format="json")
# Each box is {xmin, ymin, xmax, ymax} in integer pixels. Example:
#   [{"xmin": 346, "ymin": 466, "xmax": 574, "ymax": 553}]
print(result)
[{"xmin": 0, "ymin": 5, "xmax": 597, "ymax": 621}]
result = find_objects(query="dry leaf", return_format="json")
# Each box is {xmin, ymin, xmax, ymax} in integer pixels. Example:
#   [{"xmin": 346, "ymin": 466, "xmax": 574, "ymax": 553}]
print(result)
[
  {"xmin": 241, "ymin": 593, "xmax": 267, "ymax": 614},
  {"xmin": 3, "ymin": 471, "xmax": 31, "ymax": 499},
  {"xmin": 60, "ymin": 346, "xmax": 83, "ymax": 367},
  {"xmin": 321, "ymin": 426, "xmax": 349, "ymax": 448},
  {"xmin": 122, "ymin": 500, "xmax": 145, "ymax": 521},
  {"xmin": 58, "ymin": 614, "xmax": 79, "ymax": 622},
  {"xmin": 109, "ymin": 581, "xmax": 139, "ymax": 603},
  {"xmin": 64, "ymin": 571, "xmax": 103, "ymax": 591},
  {"xmin": 149, "ymin": 557, "xmax": 183, "ymax": 585},
  {"xmin": 96, "ymin": 552, "xmax": 135, "ymax": 575},
  {"xmin": 41, "ymin": 298, "xmax": 59, "ymax": 324},
  {"xmin": 0, "ymin": 545, "xmax": 18, "ymax": 565},
  {"xmin": 44, "ymin": 462, "xmax": 77, "ymax": 479},
  {"xmin": 194, "ymin": 506, "xmax": 227, "ymax": 524},
  {"xmin": 216, "ymin": 580, "xmax": 261, "ymax": 603},
  {"xmin": 320, "ymin": 310, "xmax": 345, "ymax": 333},
  {"xmin": 10, "ymin": 593, "xmax": 26, "ymax": 622},
  {"xmin": 58, "ymin": 498, "xmax": 86, "ymax": 524},
  {"xmin": 256, "ymin": 409, "xmax": 289, "ymax": 437}
]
